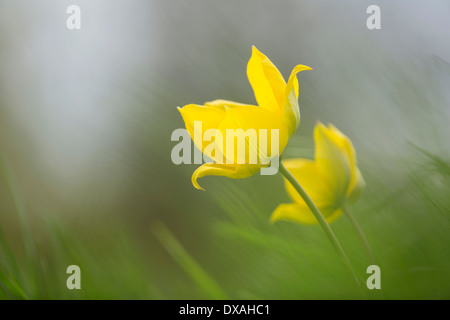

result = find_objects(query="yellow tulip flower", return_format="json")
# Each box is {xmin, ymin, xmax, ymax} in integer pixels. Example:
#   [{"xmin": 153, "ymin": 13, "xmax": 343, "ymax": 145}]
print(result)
[
  {"xmin": 271, "ymin": 122, "xmax": 364, "ymax": 224},
  {"xmin": 178, "ymin": 46, "xmax": 311, "ymax": 190}
]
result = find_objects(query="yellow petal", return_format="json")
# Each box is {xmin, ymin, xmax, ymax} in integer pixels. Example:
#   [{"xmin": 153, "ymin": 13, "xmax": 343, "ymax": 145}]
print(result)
[
  {"xmin": 313, "ymin": 122, "xmax": 351, "ymax": 204},
  {"xmin": 246, "ymin": 46, "xmax": 286, "ymax": 114},
  {"xmin": 325, "ymin": 124, "xmax": 356, "ymax": 167},
  {"xmin": 347, "ymin": 167, "xmax": 365, "ymax": 202},
  {"xmin": 204, "ymin": 99, "xmax": 251, "ymax": 110},
  {"xmin": 216, "ymin": 105, "xmax": 289, "ymax": 165},
  {"xmin": 324, "ymin": 124, "xmax": 364, "ymax": 202},
  {"xmin": 191, "ymin": 163, "xmax": 261, "ymax": 190},
  {"xmin": 271, "ymin": 202, "xmax": 342, "ymax": 224},
  {"xmin": 178, "ymin": 103, "xmax": 226, "ymax": 162},
  {"xmin": 282, "ymin": 158, "xmax": 334, "ymax": 208},
  {"xmin": 283, "ymin": 65, "xmax": 313, "ymax": 137}
]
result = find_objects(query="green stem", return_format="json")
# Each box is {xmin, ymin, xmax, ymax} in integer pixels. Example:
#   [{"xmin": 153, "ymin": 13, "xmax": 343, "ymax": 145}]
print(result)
[
  {"xmin": 278, "ymin": 161, "xmax": 362, "ymax": 289},
  {"xmin": 342, "ymin": 204, "xmax": 376, "ymax": 265}
]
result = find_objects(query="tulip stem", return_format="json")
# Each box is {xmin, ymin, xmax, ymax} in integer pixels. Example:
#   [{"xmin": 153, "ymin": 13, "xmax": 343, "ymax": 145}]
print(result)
[
  {"xmin": 342, "ymin": 204, "xmax": 376, "ymax": 266},
  {"xmin": 279, "ymin": 161, "xmax": 362, "ymax": 290}
]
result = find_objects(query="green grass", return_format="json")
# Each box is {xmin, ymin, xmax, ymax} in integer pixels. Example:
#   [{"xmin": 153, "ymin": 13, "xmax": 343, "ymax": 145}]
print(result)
[{"xmin": 0, "ymin": 144, "xmax": 449, "ymax": 299}]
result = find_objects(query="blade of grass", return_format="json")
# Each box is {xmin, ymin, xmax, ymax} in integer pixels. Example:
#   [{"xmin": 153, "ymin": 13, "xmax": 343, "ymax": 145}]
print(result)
[
  {"xmin": 0, "ymin": 228, "xmax": 30, "ymax": 298},
  {"xmin": 0, "ymin": 156, "xmax": 36, "ymax": 260},
  {"xmin": 0, "ymin": 266, "xmax": 29, "ymax": 299},
  {"xmin": 0, "ymin": 155, "xmax": 41, "ymax": 298},
  {"xmin": 151, "ymin": 220, "xmax": 228, "ymax": 299}
]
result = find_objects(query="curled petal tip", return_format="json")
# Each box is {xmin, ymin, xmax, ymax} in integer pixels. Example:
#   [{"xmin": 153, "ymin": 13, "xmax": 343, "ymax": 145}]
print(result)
[
  {"xmin": 292, "ymin": 64, "xmax": 313, "ymax": 73},
  {"xmin": 193, "ymin": 182, "xmax": 205, "ymax": 191},
  {"xmin": 191, "ymin": 166, "xmax": 206, "ymax": 191},
  {"xmin": 191, "ymin": 175, "xmax": 205, "ymax": 191}
]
